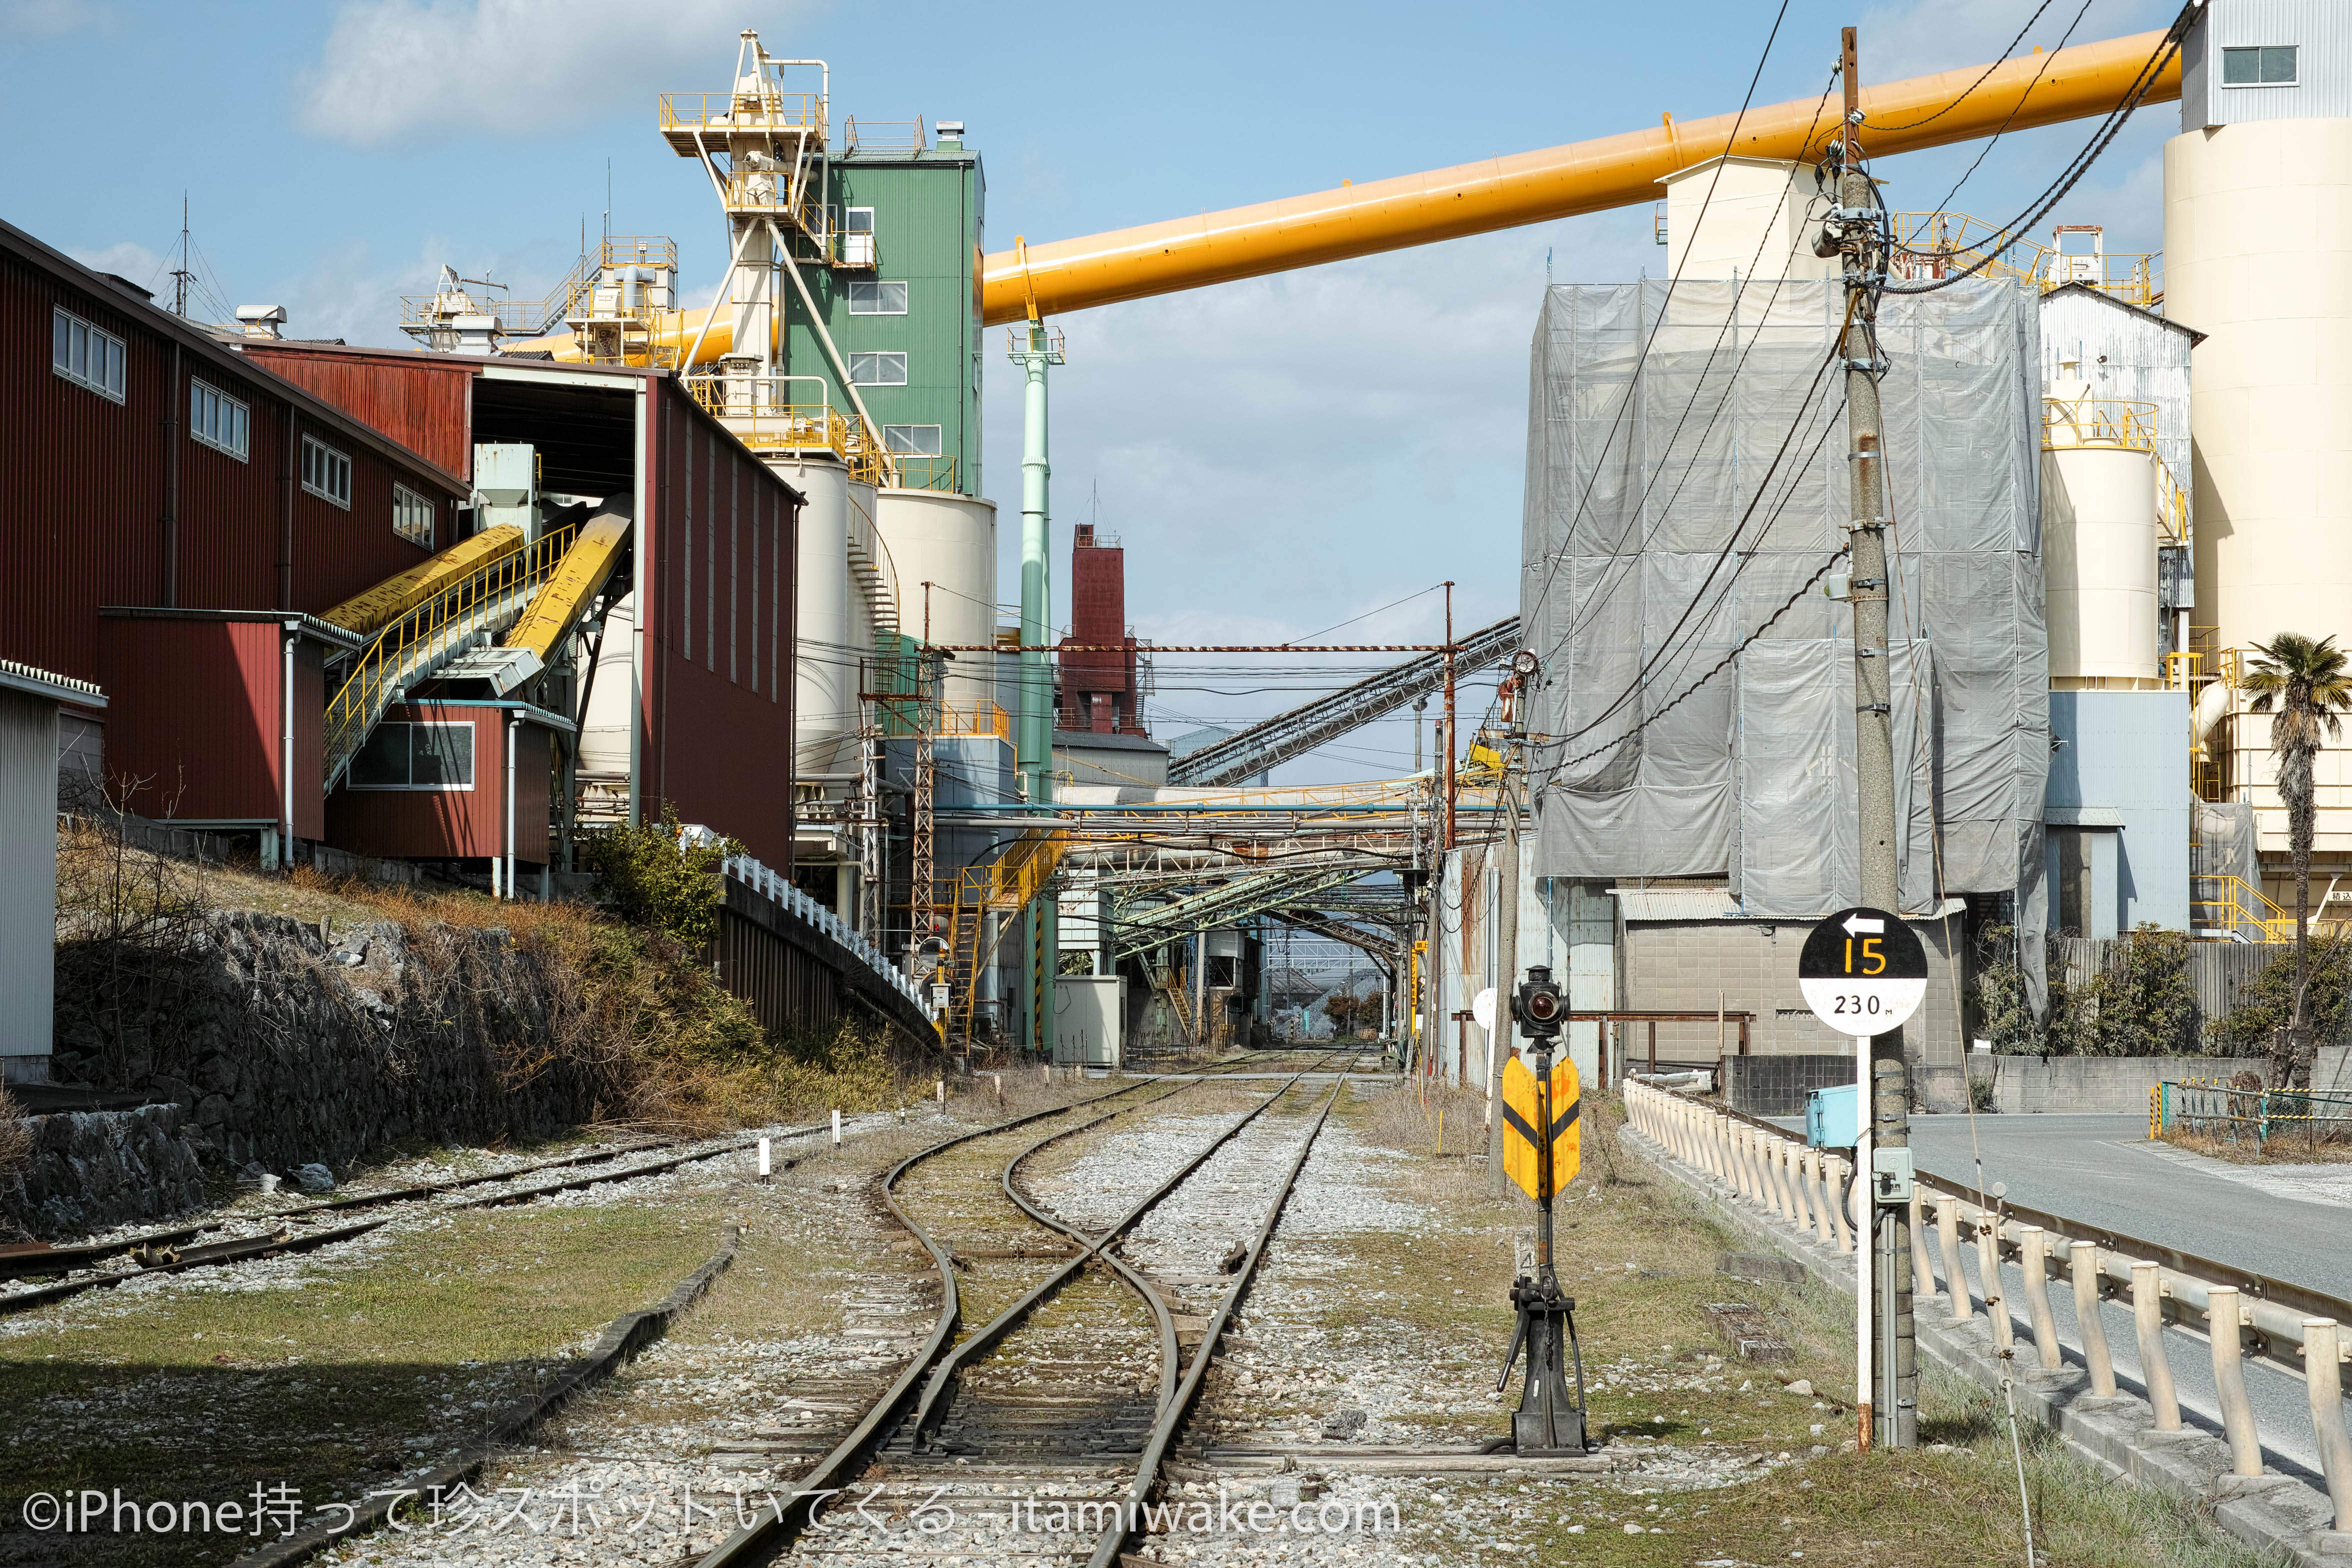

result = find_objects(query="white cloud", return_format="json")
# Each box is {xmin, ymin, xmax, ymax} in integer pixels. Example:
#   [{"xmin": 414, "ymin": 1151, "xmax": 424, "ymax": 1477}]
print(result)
[
  {"xmin": 1, "ymin": 0, "xmax": 110, "ymax": 40},
  {"xmin": 294, "ymin": 0, "xmax": 810, "ymax": 148},
  {"xmin": 67, "ymin": 240, "xmax": 168, "ymax": 294},
  {"xmin": 1856, "ymin": 0, "xmax": 2176, "ymax": 84}
]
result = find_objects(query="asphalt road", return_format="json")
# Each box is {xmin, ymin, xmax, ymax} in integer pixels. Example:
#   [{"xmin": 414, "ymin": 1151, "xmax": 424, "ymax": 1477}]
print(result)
[{"xmin": 1878, "ymin": 1114, "xmax": 2352, "ymax": 1484}]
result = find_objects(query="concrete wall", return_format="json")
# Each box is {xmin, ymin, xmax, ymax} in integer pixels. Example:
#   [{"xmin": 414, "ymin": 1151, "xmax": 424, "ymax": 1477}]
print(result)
[
  {"xmin": 1990, "ymin": 1054, "xmax": 2220, "ymax": 1114},
  {"xmin": 1724, "ymin": 1053, "xmax": 1854, "ymax": 1117}
]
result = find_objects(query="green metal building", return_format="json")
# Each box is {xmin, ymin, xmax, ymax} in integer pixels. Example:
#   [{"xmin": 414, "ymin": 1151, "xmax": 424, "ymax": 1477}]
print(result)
[{"xmin": 784, "ymin": 130, "xmax": 985, "ymax": 497}]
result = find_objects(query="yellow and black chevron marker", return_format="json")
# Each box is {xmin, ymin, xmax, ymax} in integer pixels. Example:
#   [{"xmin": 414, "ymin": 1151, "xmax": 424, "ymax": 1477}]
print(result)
[{"xmin": 1500, "ymin": 1054, "xmax": 1580, "ymax": 1200}]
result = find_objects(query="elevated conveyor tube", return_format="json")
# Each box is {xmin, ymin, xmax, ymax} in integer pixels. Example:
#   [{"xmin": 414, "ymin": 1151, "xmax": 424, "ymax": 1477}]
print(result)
[
  {"xmin": 318, "ymin": 525, "xmax": 528, "ymax": 638},
  {"xmin": 975, "ymin": 28, "xmax": 2178, "ymax": 323},
  {"xmin": 502, "ymin": 506, "xmax": 632, "ymax": 662}
]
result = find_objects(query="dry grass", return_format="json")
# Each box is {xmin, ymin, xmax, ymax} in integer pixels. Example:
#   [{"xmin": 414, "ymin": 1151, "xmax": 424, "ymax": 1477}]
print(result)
[
  {"xmin": 2157, "ymin": 1126, "xmax": 2352, "ymax": 1165},
  {"xmin": 0, "ymin": 1084, "xmax": 32, "ymax": 1196}
]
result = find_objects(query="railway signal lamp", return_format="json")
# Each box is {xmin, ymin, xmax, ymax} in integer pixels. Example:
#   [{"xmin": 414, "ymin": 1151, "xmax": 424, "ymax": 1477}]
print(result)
[{"xmin": 1512, "ymin": 966, "xmax": 1564, "ymax": 1042}]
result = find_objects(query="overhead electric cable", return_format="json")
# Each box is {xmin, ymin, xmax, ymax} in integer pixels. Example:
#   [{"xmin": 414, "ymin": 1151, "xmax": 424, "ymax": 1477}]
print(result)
[{"xmin": 1864, "ymin": 0, "xmax": 2062, "ymax": 133}]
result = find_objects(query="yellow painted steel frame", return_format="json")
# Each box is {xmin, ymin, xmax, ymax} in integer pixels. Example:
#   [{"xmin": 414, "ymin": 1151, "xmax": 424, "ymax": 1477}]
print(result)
[
  {"xmin": 318, "ymin": 526, "xmax": 527, "ymax": 638},
  {"xmin": 504, "ymin": 511, "xmax": 632, "ymax": 662}
]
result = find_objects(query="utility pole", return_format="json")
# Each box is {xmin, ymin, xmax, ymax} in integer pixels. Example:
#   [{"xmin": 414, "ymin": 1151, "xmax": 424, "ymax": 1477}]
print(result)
[
  {"xmin": 912, "ymin": 591, "xmax": 939, "ymax": 992},
  {"xmin": 1486, "ymin": 684, "xmax": 1528, "ymax": 1195},
  {"xmin": 1442, "ymin": 581, "xmax": 1459, "ymax": 856},
  {"xmin": 1834, "ymin": 24, "xmax": 1916, "ymax": 1452}
]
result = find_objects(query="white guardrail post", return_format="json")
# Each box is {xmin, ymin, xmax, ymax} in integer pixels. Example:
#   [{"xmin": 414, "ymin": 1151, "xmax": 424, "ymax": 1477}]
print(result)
[{"xmin": 2308, "ymin": 1319, "xmax": 2352, "ymax": 1530}]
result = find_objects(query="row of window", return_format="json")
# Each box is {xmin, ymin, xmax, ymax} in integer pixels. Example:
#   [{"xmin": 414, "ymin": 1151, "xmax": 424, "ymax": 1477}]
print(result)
[
  {"xmin": 52, "ymin": 306, "xmax": 436, "ymax": 546},
  {"xmin": 350, "ymin": 722, "xmax": 474, "ymax": 790}
]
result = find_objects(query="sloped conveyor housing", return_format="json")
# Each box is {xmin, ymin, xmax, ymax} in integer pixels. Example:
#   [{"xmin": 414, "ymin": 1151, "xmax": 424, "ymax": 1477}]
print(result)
[{"xmin": 322, "ymin": 503, "xmax": 633, "ymax": 790}]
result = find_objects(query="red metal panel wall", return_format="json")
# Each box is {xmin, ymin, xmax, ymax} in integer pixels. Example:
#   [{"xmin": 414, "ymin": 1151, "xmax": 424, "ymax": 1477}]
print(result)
[
  {"xmin": 324, "ymin": 702, "xmax": 556, "ymax": 864},
  {"xmin": 97, "ymin": 617, "xmax": 294, "ymax": 825},
  {"xmin": 2, "ymin": 254, "xmax": 462, "ymax": 686},
  {"xmin": 641, "ymin": 381, "xmax": 798, "ymax": 867},
  {"xmin": 240, "ymin": 347, "xmax": 474, "ymax": 482},
  {"xmin": 3, "ymin": 254, "xmax": 172, "ymax": 684}
]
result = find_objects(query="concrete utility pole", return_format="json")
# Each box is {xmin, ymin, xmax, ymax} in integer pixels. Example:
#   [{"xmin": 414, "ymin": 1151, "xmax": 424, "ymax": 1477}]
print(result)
[
  {"xmin": 1487, "ymin": 732, "xmax": 1523, "ymax": 1195},
  {"xmin": 1836, "ymin": 24, "xmax": 1916, "ymax": 1451}
]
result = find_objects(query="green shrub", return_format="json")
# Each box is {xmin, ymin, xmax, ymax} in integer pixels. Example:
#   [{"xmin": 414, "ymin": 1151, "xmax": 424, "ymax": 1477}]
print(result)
[
  {"xmin": 1974, "ymin": 922, "xmax": 2200, "ymax": 1056},
  {"xmin": 2206, "ymin": 930, "xmax": 2352, "ymax": 1058},
  {"xmin": 581, "ymin": 803, "xmax": 741, "ymax": 949}
]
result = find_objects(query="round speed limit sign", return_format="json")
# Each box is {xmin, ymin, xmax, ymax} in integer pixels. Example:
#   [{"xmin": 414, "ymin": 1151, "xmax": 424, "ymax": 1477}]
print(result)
[{"xmin": 1798, "ymin": 906, "xmax": 1927, "ymax": 1037}]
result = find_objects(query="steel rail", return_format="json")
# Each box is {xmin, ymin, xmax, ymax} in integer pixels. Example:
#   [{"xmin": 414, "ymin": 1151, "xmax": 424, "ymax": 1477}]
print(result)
[
  {"xmin": 913, "ymin": 1054, "xmax": 1349, "ymax": 1442},
  {"xmin": 0, "ymin": 1134, "xmax": 780, "ymax": 1316},
  {"xmin": 688, "ymin": 1076, "xmax": 1162, "ymax": 1567},
  {"xmin": 1084, "ymin": 1068, "xmax": 1347, "ymax": 1568}
]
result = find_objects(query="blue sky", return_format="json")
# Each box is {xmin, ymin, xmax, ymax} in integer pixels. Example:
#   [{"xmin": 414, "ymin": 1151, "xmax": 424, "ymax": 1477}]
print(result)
[{"xmin": 2, "ymin": 0, "xmax": 2178, "ymax": 776}]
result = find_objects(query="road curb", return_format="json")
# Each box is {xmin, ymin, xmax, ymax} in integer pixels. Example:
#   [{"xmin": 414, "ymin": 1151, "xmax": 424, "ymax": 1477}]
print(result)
[{"xmin": 1616, "ymin": 1124, "xmax": 2352, "ymax": 1566}]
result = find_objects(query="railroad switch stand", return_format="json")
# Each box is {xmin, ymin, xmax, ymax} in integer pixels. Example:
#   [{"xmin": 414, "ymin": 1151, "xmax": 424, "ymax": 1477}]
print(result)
[{"xmin": 1498, "ymin": 1271, "xmax": 1588, "ymax": 1454}]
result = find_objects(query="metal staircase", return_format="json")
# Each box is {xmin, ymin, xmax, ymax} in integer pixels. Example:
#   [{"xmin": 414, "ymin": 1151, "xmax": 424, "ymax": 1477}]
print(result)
[
  {"xmin": 322, "ymin": 518, "xmax": 584, "ymax": 789},
  {"xmin": 846, "ymin": 500, "xmax": 899, "ymax": 642}
]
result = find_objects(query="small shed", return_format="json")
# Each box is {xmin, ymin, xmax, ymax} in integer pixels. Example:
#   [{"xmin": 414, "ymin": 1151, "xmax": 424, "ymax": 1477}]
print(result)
[
  {"xmin": 325, "ymin": 700, "xmax": 574, "ymax": 893},
  {"xmin": 1, "ymin": 660, "xmax": 106, "ymax": 1084}
]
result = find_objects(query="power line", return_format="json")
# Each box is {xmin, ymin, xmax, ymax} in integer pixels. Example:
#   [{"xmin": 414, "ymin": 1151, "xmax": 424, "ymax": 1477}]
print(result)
[{"xmin": 1864, "ymin": 0, "xmax": 2062, "ymax": 134}]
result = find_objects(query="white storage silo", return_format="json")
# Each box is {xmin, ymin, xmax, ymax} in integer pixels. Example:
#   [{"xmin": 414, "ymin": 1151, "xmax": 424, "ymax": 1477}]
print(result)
[
  {"xmin": 876, "ymin": 489, "xmax": 998, "ymax": 710},
  {"xmin": 774, "ymin": 454, "xmax": 859, "ymax": 780},
  {"xmin": 2042, "ymin": 390, "xmax": 2160, "ymax": 686}
]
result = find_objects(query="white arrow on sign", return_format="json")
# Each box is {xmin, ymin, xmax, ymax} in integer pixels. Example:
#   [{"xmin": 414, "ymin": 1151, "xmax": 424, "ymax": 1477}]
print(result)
[{"xmin": 1842, "ymin": 912, "xmax": 1885, "ymax": 936}]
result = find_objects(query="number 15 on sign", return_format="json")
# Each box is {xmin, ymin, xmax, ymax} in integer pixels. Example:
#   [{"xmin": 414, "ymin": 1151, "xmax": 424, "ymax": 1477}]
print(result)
[{"xmin": 1797, "ymin": 907, "xmax": 1927, "ymax": 1038}]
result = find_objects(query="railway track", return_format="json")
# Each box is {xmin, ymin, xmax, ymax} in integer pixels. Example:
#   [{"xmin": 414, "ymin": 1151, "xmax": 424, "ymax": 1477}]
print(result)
[{"xmin": 694, "ymin": 1048, "xmax": 1368, "ymax": 1567}]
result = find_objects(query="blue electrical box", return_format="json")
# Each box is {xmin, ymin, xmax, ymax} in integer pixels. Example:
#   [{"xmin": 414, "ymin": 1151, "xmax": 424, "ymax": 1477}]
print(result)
[{"xmin": 1806, "ymin": 1083, "xmax": 1860, "ymax": 1149}]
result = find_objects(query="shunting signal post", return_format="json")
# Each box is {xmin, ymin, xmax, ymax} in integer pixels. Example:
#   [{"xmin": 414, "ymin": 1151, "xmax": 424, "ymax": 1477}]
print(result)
[{"xmin": 1496, "ymin": 965, "xmax": 1587, "ymax": 1453}]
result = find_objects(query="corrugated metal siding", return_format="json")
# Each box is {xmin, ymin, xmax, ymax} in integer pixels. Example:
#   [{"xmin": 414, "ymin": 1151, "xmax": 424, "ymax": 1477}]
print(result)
[
  {"xmin": 711, "ymin": 892, "xmax": 842, "ymax": 1043},
  {"xmin": 2037, "ymin": 290, "xmax": 2196, "ymax": 510},
  {"xmin": 322, "ymin": 701, "xmax": 554, "ymax": 862},
  {"xmin": 0, "ymin": 688, "xmax": 58, "ymax": 1061},
  {"xmin": 2, "ymin": 253, "xmax": 170, "ymax": 682},
  {"xmin": 240, "ymin": 347, "xmax": 474, "ymax": 482},
  {"xmin": 98, "ymin": 616, "xmax": 288, "ymax": 824},
  {"xmin": 2190, "ymin": 0, "xmax": 2352, "ymax": 126},
  {"xmin": 643, "ymin": 380, "xmax": 800, "ymax": 866},
  {"xmin": 2056, "ymin": 934, "xmax": 2302, "ymax": 1042},
  {"xmin": 2, "ymin": 253, "xmax": 459, "ymax": 689}
]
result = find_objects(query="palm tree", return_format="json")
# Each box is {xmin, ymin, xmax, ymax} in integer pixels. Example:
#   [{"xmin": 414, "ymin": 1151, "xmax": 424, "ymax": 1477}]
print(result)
[{"xmin": 2242, "ymin": 633, "xmax": 2352, "ymax": 1087}]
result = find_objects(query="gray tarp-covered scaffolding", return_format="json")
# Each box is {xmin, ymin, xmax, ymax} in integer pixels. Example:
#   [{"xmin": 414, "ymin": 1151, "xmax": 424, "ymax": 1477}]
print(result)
[{"xmin": 1518, "ymin": 276, "xmax": 2048, "ymax": 1002}]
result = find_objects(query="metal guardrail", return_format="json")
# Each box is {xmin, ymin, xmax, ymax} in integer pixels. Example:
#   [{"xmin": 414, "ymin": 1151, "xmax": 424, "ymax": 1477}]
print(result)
[
  {"xmin": 2155, "ymin": 1078, "xmax": 2352, "ymax": 1152},
  {"xmin": 1624, "ymin": 1081, "xmax": 2352, "ymax": 1524},
  {"xmin": 323, "ymin": 520, "xmax": 582, "ymax": 788},
  {"xmin": 722, "ymin": 852, "xmax": 933, "ymax": 1024}
]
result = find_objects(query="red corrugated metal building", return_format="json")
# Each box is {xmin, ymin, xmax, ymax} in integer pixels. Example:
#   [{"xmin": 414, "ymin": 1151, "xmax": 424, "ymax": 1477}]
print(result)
[
  {"xmin": 325, "ymin": 699, "xmax": 562, "ymax": 868},
  {"xmin": 244, "ymin": 342, "xmax": 804, "ymax": 870}
]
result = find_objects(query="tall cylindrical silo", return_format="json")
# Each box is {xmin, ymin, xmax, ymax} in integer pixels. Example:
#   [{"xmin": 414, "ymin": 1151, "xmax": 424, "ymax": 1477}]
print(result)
[
  {"xmin": 2167, "ymin": 120, "xmax": 2352, "ymax": 660},
  {"xmin": 774, "ymin": 454, "xmax": 858, "ymax": 782},
  {"xmin": 876, "ymin": 489, "xmax": 998, "ymax": 710},
  {"xmin": 2042, "ymin": 440, "xmax": 2160, "ymax": 686}
]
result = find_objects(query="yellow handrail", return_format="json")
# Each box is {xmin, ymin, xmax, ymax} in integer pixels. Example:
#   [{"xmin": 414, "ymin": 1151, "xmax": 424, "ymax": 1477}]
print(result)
[
  {"xmin": 324, "ymin": 520, "xmax": 582, "ymax": 785},
  {"xmin": 2042, "ymin": 396, "xmax": 2158, "ymax": 450}
]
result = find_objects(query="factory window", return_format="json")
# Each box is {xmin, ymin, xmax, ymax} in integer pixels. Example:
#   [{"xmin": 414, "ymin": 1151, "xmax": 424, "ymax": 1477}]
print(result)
[
  {"xmin": 850, "ymin": 350, "xmax": 908, "ymax": 386},
  {"xmin": 883, "ymin": 424, "xmax": 943, "ymax": 456},
  {"xmin": 348, "ymin": 721, "xmax": 475, "ymax": 790},
  {"xmin": 392, "ymin": 483, "xmax": 434, "ymax": 548},
  {"xmin": 302, "ymin": 434, "xmax": 351, "ymax": 508},
  {"xmin": 2222, "ymin": 46, "xmax": 2297, "ymax": 86},
  {"xmin": 52, "ymin": 308, "xmax": 124, "ymax": 402},
  {"xmin": 848, "ymin": 280, "xmax": 908, "ymax": 314},
  {"xmin": 190, "ymin": 380, "xmax": 249, "ymax": 460},
  {"xmin": 842, "ymin": 206, "xmax": 877, "ymax": 267}
]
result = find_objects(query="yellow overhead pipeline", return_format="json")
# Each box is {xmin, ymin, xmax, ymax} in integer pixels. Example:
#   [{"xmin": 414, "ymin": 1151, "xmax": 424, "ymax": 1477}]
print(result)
[
  {"xmin": 976, "ymin": 28, "xmax": 2180, "ymax": 326},
  {"xmin": 520, "ymin": 27, "xmax": 2176, "ymax": 363}
]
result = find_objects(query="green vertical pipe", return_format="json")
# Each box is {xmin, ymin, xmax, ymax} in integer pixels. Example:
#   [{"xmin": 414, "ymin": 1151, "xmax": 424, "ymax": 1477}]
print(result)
[{"xmin": 1016, "ymin": 323, "xmax": 1057, "ymax": 1053}]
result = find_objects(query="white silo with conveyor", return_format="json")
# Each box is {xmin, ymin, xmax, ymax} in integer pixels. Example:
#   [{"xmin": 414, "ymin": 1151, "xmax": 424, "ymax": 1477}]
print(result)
[{"xmin": 876, "ymin": 489, "xmax": 998, "ymax": 708}]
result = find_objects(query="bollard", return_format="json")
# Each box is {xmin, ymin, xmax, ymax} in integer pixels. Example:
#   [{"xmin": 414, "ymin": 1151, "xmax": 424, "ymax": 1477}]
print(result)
[
  {"xmin": 1976, "ymin": 1216, "xmax": 2014, "ymax": 1354},
  {"xmin": 994, "ymin": 1072, "xmax": 1003, "ymax": 1102},
  {"xmin": 2018, "ymin": 1227, "xmax": 2062, "ymax": 1372},
  {"xmin": 2070, "ymin": 1242, "xmax": 2116, "ymax": 1396},
  {"xmin": 1938, "ymin": 1196, "xmax": 1972, "ymax": 1324},
  {"xmin": 1827, "ymin": 1156, "xmax": 1854, "ymax": 1253},
  {"xmin": 1908, "ymin": 1187, "xmax": 1936, "ymax": 1304},
  {"xmin": 2207, "ymin": 1287, "xmax": 2262, "ymax": 1478},
  {"xmin": 1762, "ymin": 1134, "xmax": 1786, "ymax": 1219},
  {"xmin": 2133, "ymin": 1262, "xmax": 2182, "ymax": 1431},
  {"xmin": 1785, "ymin": 1140, "xmax": 1812, "ymax": 1234},
  {"xmin": 831, "ymin": 1108, "xmax": 842, "ymax": 1147},
  {"xmin": 757, "ymin": 1136, "xmax": 772, "ymax": 1180},
  {"xmin": 1807, "ymin": 1150, "xmax": 1836, "ymax": 1246},
  {"xmin": 2303, "ymin": 1318, "xmax": 2352, "ymax": 1530}
]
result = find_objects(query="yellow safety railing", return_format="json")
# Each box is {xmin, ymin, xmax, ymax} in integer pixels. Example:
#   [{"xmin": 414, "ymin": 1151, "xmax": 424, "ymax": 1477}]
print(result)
[
  {"xmin": 322, "ymin": 520, "xmax": 582, "ymax": 786},
  {"xmin": 842, "ymin": 116, "xmax": 924, "ymax": 154},
  {"xmin": 2042, "ymin": 396, "xmax": 2157, "ymax": 450},
  {"xmin": 679, "ymin": 384, "xmax": 892, "ymax": 484},
  {"xmin": 2192, "ymin": 876, "xmax": 2297, "ymax": 943},
  {"xmin": 938, "ymin": 700, "xmax": 1012, "ymax": 742},
  {"xmin": 888, "ymin": 456, "xmax": 961, "ymax": 493},
  {"xmin": 658, "ymin": 90, "xmax": 824, "ymax": 137},
  {"xmin": 1892, "ymin": 212, "xmax": 2162, "ymax": 308}
]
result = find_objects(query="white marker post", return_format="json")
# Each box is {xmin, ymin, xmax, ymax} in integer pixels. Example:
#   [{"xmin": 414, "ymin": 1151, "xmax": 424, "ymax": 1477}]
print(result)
[
  {"xmin": 1796, "ymin": 904, "xmax": 1928, "ymax": 1455},
  {"xmin": 830, "ymin": 1108, "xmax": 842, "ymax": 1147},
  {"xmin": 757, "ymin": 1136, "xmax": 772, "ymax": 1181},
  {"xmin": 936, "ymin": 1078, "xmax": 944, "ymax": 1106}
]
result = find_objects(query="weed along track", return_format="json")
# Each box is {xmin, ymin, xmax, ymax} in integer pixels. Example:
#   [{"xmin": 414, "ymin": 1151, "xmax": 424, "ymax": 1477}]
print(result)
[{"xmin": 694, "ymin": 1051, "xmax": 1366, "ymax": 1568}]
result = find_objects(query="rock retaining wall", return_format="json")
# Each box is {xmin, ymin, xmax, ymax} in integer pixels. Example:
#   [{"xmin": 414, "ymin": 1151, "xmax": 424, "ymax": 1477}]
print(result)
[{"xmin": 5, "ymin": 912, "xmax": 602, "ymax": 1238}]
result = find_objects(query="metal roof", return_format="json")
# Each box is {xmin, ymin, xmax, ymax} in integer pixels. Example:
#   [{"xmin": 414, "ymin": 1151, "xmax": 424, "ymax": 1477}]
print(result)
[
  {"xmin": 0, "ymin": 658, "xmax": 103, "ymax": 707},
  {"xmin": 1610, "ymin": 888, "xmax": 1740, "ymax": 922}
]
